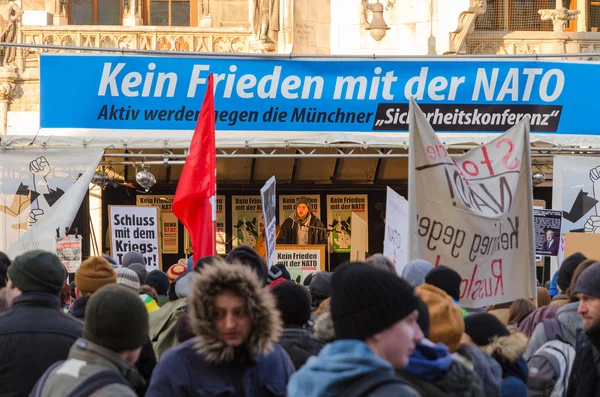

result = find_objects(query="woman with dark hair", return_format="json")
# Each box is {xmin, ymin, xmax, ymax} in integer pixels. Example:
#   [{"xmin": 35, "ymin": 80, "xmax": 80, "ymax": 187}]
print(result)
[{"xmin": 507, "ymin": 299, "xmax": 535, "ymax": 333}]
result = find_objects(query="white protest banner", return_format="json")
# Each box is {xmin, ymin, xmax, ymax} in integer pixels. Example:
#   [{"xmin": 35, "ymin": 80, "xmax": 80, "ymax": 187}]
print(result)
[
  {"xmin": 326, "ymin": 195, "xmax": 368, "ymax": 253},
  {"xmin": 232, "ymin": 196, "xmax": 263, "ymax": 248},
  {"xmin": 1, "ymin": 148, "xmax": 103, "ymax": 258},
  {"xmin": 216, "ymin": 195, "xmax": 226, "ymax": 255},
  {"xmin": 56, "ymin": 235, "xmax": 83, "ymax": 273},
  {"xmin": 279, "ymin": 195, "xmax": 321, "ymax": 223},
  {"xmin": 408, "ymin": 99, "xmax": 536, "ymax": 308},
  {"xmin": 261, "ymin": 176, "xmax": 277, "ymax": 267},
  {"xmin": 276, "ymin": 246, "xmax": 325, "ymax": 284},
  {"xmin": 136, "ymin": 195, "xmax": 178, "ymax": 254},
  {"xmin": 109, "ymin": 205, "xmax": 160, "ymax": 271},
  {"xmin": 383, "ymin": 187, "xmax": 409, "ymax": 274},
  {"xmin": 11, "ymin": 237, "xmax": 57, "ymax": 258},
  {"xmin": 350, "ymin": 213, "xmax": 367, "ymax": 261}
]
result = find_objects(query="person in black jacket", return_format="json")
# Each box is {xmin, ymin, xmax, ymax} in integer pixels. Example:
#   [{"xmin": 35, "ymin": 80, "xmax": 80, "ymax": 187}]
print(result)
[
  {"xmin": 0, "ymin": 250, "xmax": 82, "ymax": 397},
  {"xmin": 71, "ymin": 256, "xmax": 156, "ymax": 397},
  {"xmin": 277, "ymin": 197, "xmax": 327, "ymax": 245},
  {"xmin": 567, "ymin": 262, "xmax": 600, "ymax": 397},
  {"xmin": 271, "ymin": 281, "xmax": 325, "ymax": 369}
]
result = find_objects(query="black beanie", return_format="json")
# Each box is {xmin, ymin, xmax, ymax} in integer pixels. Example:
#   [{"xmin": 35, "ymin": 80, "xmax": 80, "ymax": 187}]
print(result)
[
  {"xmin": 84, "ymin": 284, "xmax": 148, "ymax": 352},
  {"xmin": 145, "ymin": 270, "xmax": 170, "ymax": 295},
  {"xmin": 271, "ymin": 281, "xmax": 312, "ymax": 327},
  {"xmin": 226, "ymin": 246, "xmax": 268, "ymax": 285},
  {"xmin": 464, "ymin": 313, "xmax": 510, "ymax": 347},
  {"xmin": 309, "ymin": 272, "xmax": 332, "ymax": 308},
  {"xmin": 331, "ymin": 262, "xmax": 419, "ymax": 341},
  {"xmin": 425, "ymin": 265, "xmax": 462, "ymax": 301},
  {"xmin": 194, "ymin": 256, "xmax": 215, "ymax": 273},
  {"xmin": 268, "ymin": 264, "xmax": 291, "ymax": 284},
  {"xmin": 8, "ymin": 250, "xmax": 66, "ymax": 295},
  {"xmin": 558, "ymin": 252, "xmax": 587, "ymax": 292},
  {"xmin": 574, "ymin": 262, "xmax": 600, "ymax": 298},
  {"xmin": 295, "ymin": 197, "xmax": 311, "ymax": 209}
]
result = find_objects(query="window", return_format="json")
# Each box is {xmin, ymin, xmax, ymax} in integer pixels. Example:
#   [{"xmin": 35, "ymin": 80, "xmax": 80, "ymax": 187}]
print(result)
[
  {"xmin": 590, "ymin": 1, "xmax": 600, "ymax": 31},
  {"xmin": 144, "ymin": 0, "xmax": 195, "ymax": 26},
  {"xmin": 475, "ymin": 0, "xmax": 556, "ymax": 31},
  {"xmin": 69, "ymin": 0, "xmax": 122, "ymax": 25}
]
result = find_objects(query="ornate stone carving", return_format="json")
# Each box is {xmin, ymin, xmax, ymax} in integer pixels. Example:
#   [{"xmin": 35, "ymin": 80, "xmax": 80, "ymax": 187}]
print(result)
[
  {"xmin": 0, "ymin": 0, "xmax": 23, "ymax": 67},
  {"xmin": 539, "ymin": 7, "xmax": 580, "ymax": 32},
  {"xmin": 446, "ymin": 0, "xmax": 487, "ymax": 54},
  {"xmin": 250, "ymin": 0, "xmax": 279, "ymax": 49}
]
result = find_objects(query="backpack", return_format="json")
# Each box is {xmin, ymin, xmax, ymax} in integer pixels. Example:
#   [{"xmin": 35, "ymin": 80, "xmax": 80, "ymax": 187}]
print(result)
[
  {"xmin": 526, "ymin": 319, "xmax": 576, "ymax": 397},
  {"xmin": 30, "ymin": 360, "xmax": 129, "ymax": 397},
  {"xmin": 342, "ymin": 371, "xmax": 407, "ymax": 397}
]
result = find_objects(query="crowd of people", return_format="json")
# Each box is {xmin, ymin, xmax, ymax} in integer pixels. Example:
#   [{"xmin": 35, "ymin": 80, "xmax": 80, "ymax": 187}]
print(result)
[{"xmin": 0, "ymin": 245, "xmax": 598, "ymax": 396}]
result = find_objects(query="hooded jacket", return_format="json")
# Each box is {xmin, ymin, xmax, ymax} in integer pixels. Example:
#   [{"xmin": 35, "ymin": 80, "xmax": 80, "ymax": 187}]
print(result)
[
  {"xmin": 396, "ymin": 339, "xmax": 484, "ymax": 397},
  {"xmin": 35, "ymin": 338, "xmax": 145, "ymax": 397},
  {"xmin": 566, "ymin": 330, "xmax": 600, "ymax": 397},
  {"xmin": 279, "ymin": 327, "xmax": 325, "ymax": 370},
  {"xmin": 146, "ymin": 260, "xmax": 294, "ymax": 397},
  {"xmin": 455, "ymin": 343, "xmax": 502, "ymax": 397},
  {"xmin": 480, "ymin": 332, "xmax": 529, "ymax": 397},
  {"xmin": 288, "ymin": 340, "xmax": 420, "ymax": 397},
  {"xmin": 517, "ymin": 304, "xmax": 559, "ymax": 338},
  {"xmin": 524, "ymin": 301, "xmax": 581, "ymax": 359}
]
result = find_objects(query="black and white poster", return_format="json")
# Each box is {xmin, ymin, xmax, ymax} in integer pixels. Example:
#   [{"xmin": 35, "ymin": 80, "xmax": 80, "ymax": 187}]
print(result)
[{"xmin": 534, "ymin": 209, "xmax": 562, "ymax": 257}]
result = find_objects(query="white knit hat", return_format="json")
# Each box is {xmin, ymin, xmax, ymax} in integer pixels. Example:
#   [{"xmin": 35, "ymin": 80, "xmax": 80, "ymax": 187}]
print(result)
[{"xmin": 116, "ymin": 267, "xmax": 140, "ymax": 292}]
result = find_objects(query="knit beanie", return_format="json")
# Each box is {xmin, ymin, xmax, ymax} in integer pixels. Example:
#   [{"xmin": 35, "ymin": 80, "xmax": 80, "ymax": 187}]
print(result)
[
  {"xmin": 145, "ymin": 270, "xmax": 170, "ymax": 295},
  {"xmin": 271, "ymin": 281, "xmax": 312, "ymax": 327},
  {"xmin": 331, "ymin": 262, "xmax": 420, "ymax": 341},
  {"xmin": 194, "ymin": 256, "xmax": 215, "ymax": 273},
  {"xmin": 116, "ymin": 268, "xmax": 141, "ymax": 292},
  {"xmin": 464, "ymin": 312, "xmax": 510, "ymax": 347},
  {"xmin": 8, "ymin": 250, "xmax": 66, "ymax": 295},
  {"xmin": 558, "ymin": 252, "xmax": 587, "ymax": 292},
  {"xmin": 416, "ymin": 284, "xmax": 464, "ymax": 352},
  {"xmin": 267, "ymin": 264, "xmax": 291, "ymax": 284},
  {"xmin": 128, "ymin": 263, "xmax": 147, "ymax": 284},
  {"xmin": 295, "ymin": 196, "xmax": 311, "ymax": 209},
  {"xmin": 401, "ymin": 259, "xmax": 434, "ymax": 287},
  {"xmin": 425, "ymin": 265, "xmax": 462, "ymax": 301},
  {"xmin": 122, "ymin": 251, "xmax": 145, "ymax": 268},
  {"xmin": 167, "ymin": 263, "xmax": 187, "ymax": 282},
  {"xmin": 226, "ymin": 246, "xmax": 268, "ymax": 285},
  {"xmin": 168, "ymin": 272, "xmax": 194, "ymax": 301},
  {"xmin": 75, "ymin": 256, "xmax": 117, "ymax": 294},
  {"xmin": 574, "ymin": 262, "xmax": 600, "ymax": 298},
  {"xmin": 83, "ymin": 284, "xmax": 148, "ymax": 352}
]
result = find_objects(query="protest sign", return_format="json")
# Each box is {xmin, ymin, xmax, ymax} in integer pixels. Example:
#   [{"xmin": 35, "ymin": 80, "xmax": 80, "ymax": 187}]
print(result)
[
  {"xmin": 383, "ymin": 187, "xmax": 409, "ymax": 274},
  {"xmin": 216, "ymin": 195, "xmax": 226, "ymax": 255},
  {"xmin": 109, "ymin": 205, "xmax": 160, "ymax": 271},
  {"xmin": 56, "ymin": 235, "xmax": 82, "ymax": 273},
  {"xmin": 276, "ymin": 245, "xmax": 325, "ymax": 284},
  {"xmin": 326, "ymin": 195, "xmax": 368, "ymax": 253},
  {"xmin": 534, "ymin": 209, "xmax": 562, "ymax": 257},
  {"xmin": 408, "ymin": 99, "xmax": 536, "ymax": 308},
  {"xmin": 278, "ymin": 195, "xmax": 321, "ymax": 223},
  {"xmin": 10, "ymin": 237, "xmax": 57, "ymax": 259},
  {"xmin": 136, "ymin": 195, "xmax": 178, "ymax": 254},
  {"xmin": 261, "ymin": 177, "xmax": 277, "ymax": 267},
  {"xmin": 350, "ymin": 213, "xmax": 367, "ymax": 261},
  {"xmin": 232, "ymin": 196, "xmax": 263, "ymax": 248}
]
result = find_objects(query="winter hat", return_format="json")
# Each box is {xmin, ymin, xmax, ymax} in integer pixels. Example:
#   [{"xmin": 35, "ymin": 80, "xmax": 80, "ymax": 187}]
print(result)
[
  {"xmin": 122, "ymin": 251, "xmax": 145, "ymax": 268},
  {"xmin": 331, "ymin": 262, "xmax": 420, "ymax": 341},
  {"xmin": 464, "ymin": 312, "xmax": 510, "ymax": 347},
  {"xmin": 168, "ymin": 272, "xmax": 195, "ymax": 301},
  {"xmin": 8, "ymin": 250, "xmax": 66, "ymax": 295},
  {"xmin": 295, "ymin": 196, "xmax": 311, "ymax": 210},
  {"xmin": 416, "ymin": 284, "xmax": 464, "ymax": 352},
  {"xmin": 267, "ymin": 263, "xmax": 291, "ymax": 284},
  {"xmin": 271, "ymin": 281, "xmax": 312, "ymax": 327},
  {"xmin": 303, "ymin": 273, "xmax": 314, "ymax": 286},
  {"xmin": 116, "ymin": 267, "xmax": 141, "ymax": 292},
  {"xmin": 194, "ymin": 256, "xmax": 215, "ymax": 273},
  {"xmin": 226, "ymin": 246, "xmax": 268, "ymax": 285},
  {"xmin": 366, "ymin": 253, "xmax": 396, "ymax": 274},
  {"xmin": 425, "ymin": 265, "xmax": 462, "ymax": 301},
  {"xmin": 167, "ymin": 263, "xmax": 187, "ymax": 282},
  {"xmin": 75, "ymin": 256, "xmax": 117, "ymax": 294},
  {"xmin": 102, "ymin": 255, "xmax": 118, "ymax": 268},
  {"xmin": 401, "ymin": 259, "xmax": 434, "ymax": 287},
  {"xmin": 558, "ymin": 252, "xmax": 587, "ymax": 292},
  {"xmin": 574, "ymin": 262, "xmax": 600, "ymax": 298},
  {"xmin": 128, "ymin": 263, "xmax": 147, "ymax": 284},
  {"xmin": 269, "ymin": 277, "xmax": 287, "ymax": 290},
  {"xmin": 309, "ymin": 272, "xmax": 333, "ymax": 308},
  {"xmin": 187, "ymin": 256, "xmax": 194, "ymax": 273},
  {"xmin": 83, "ymin": 284, "xmax": 148, "ymax": 352},
  {"xmin": 145, "ymin": 270, "xmax": 170, "ymax": 295}
]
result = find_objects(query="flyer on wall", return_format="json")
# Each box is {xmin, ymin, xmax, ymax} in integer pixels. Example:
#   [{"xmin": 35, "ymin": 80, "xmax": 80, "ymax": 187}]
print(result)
[
  {"xmin": 326, "ymin": 195, "xmax": 368, "ymax": 254},
  {"xmin": 231, "ymin": 196, "xmax": 264, "ymax": 249}
]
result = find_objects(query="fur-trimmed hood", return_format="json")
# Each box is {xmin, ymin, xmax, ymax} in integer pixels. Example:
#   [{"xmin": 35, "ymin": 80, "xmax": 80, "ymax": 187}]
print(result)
[
  {"xmin": 481, "ymin": 332, "xmax": 528, "ymax": 362},
  {"xmin": 187, "ymin": 258, "xmax": 282, "ymax": 363}
]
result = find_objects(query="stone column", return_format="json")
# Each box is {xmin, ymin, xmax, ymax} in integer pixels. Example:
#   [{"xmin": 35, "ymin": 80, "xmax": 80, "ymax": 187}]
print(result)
[
  {"xmin": 539, "ymin": 0, "xmax": 580, "ymax": 32},
  {"xmin": 53, "ymin": 0, "xmax": 68, "ymax": 25},
  {"xmin": 123, "ymin": 0, "xmax": 143, "ymax": 26},
  {"xmin": 0, "ymin": 66, "xmax": 17, "ymax": 136}
]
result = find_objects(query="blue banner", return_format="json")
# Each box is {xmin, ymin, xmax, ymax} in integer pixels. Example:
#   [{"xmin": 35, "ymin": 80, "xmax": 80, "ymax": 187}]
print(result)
[{"xmin": 40, "ymin": 54, "xmax": 593, "ymax": 134}]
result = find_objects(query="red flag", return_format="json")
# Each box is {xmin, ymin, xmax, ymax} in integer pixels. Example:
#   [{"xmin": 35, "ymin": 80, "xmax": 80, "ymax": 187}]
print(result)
[{"xmin": 173, "ymin": 74, "xmax": 216, "ymax": 258}]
